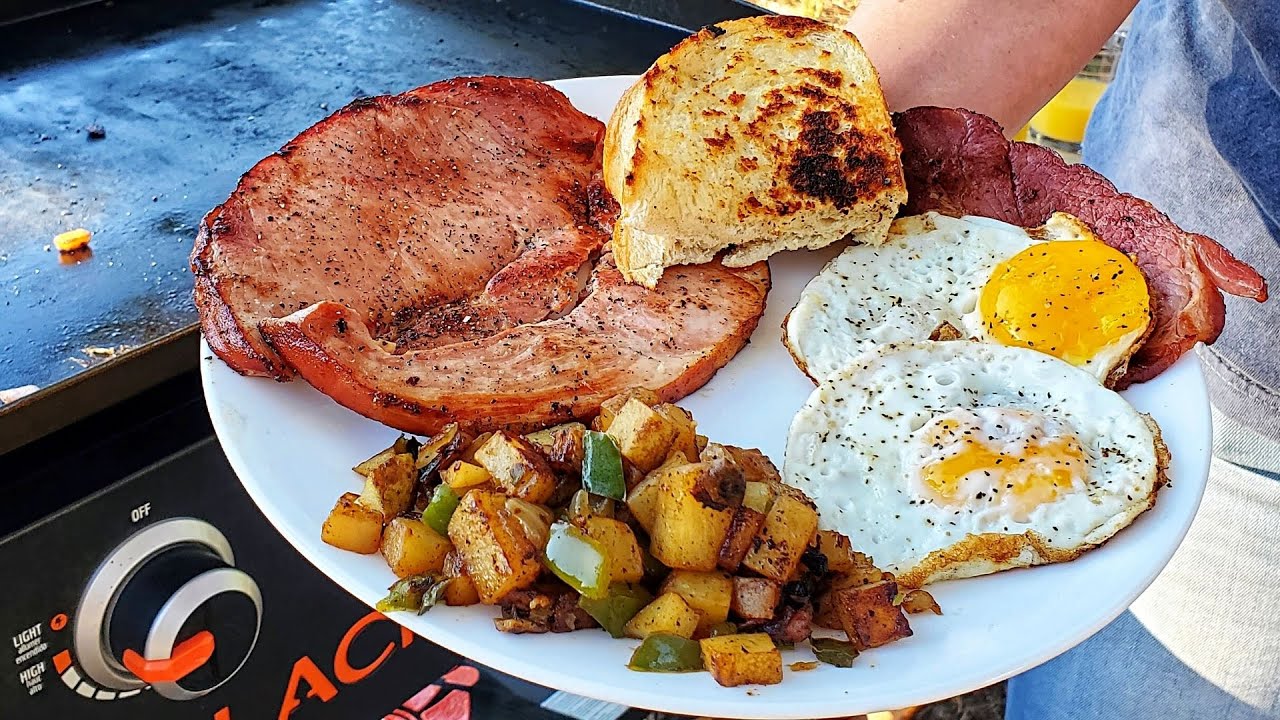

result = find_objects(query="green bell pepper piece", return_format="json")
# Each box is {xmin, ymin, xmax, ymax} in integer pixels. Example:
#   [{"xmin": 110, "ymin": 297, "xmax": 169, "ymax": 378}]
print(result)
[
  {"xmin": 375, "ymin": 573, "xmax": 450, "ymax": 615},
  {"xmin": 544, "ymin": 521, "xmax": 610, "ymax": 599},
  {"xmin": 578, "ymin": 583, "xmax": 653, "ymax": 638},
  {"xmin": 422, "ymin": 483, "xmax": 460, "ymax": 536},
  {"xmin": 811, "ymin": 637, "xmax": 859, "ymax": 668},
  {"xmin": 582, "ymin": 431, "xmax": 625, "ymax": 500},
  {"xmin": 627, "ymin": 633, "xmax": 704, "ymax": 673}
]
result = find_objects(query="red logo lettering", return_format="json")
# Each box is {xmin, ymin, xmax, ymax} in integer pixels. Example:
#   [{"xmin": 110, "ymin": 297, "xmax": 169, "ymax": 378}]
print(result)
[{"xmin": 277, "ymin": 656, "xmax": 339, "ymax": 720}]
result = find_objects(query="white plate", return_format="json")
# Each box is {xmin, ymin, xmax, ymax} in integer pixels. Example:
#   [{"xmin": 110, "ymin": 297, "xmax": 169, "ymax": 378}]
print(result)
[{"xmin": 202, "ymin": 75, "xmax": 1210, "ymax": 719}]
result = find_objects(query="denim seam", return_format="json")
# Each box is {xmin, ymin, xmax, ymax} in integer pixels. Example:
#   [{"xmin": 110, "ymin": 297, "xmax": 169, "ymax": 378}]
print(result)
[{"xmin": 1204, "ymin": 345, "xmax": 1280, "ymax": 406}]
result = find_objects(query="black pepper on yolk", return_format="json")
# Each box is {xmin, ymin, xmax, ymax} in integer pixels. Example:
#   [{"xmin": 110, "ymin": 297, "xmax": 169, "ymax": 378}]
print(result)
[
  {"xmin": 978, "ymin": 240, "xmax": 1150, "ymax": 369},
  {"xmin": 917, "ymin": 413, "xmax": 1088, "ymax": 523}
]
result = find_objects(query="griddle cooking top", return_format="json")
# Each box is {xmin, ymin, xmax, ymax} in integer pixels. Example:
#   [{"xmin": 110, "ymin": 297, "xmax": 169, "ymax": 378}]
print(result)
[{"xmin": 0, "ymin": 0, "xmax": 756, "ymax": 451}]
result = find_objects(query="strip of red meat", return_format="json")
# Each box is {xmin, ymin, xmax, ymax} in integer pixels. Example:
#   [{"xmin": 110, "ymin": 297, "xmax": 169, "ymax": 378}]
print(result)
[{"xmin": 896, "ymin": 106, "xmax": 1267, "ymax": 386}]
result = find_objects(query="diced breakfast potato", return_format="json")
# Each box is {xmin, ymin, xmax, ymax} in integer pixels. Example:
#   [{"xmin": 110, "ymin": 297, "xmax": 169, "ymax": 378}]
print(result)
[
  {"xmin": 717, "ymin": 506, "xmax": 766, "ymax": 572},
  {"xmin": 815, "ymin": 570, "xmax": 898, "ymax": 630},
  {"xmin": 742, "ymin": 488, "xmax": 819, "ymax": 582},
  {"xmin": 699, "ymin": 633, "xmax": 782, "ymax": 687},
  {"xmin": 701, "ymin": 443, "xmax": 781, "ymax": 485},
  {"xmin": 414, "ymin": 423, "xmax": 464, "ymax": 476},
  {"xmin": 730, "ymin": 577, "xmax": 782, "ymax": 620},
  {"xmin": 658, "ymin": 451, "xmax": 691, "ymax": 471},
  {"xmin": 695, "ymin": 457, "xmax": 746, "ymax": 508},
  {"xmin": 582, "ymin": 517, "xmax": 644, "ymax": 583},
  {"xmin": 813, "ymin": 591, "xmax": 842, "ymax": 631},
  {"xmin": 816, "ymin": 530, "xmax": 873, "ymax": 575},
  {"xmin": 833, "ymin": 579, "xmax": 913, "ymax": 650},
  {"xmin": 625, "ymin": 474, "xmax": 663, "ymax": 534},
  {"xmin": 827, "ymin": 561, "xmax": 887, "ymax": 590},
  {"xmin": 731, "ymin": 448, "xmax": 782, "ymax": 485},
  {"xmin": 357, "ymin": 452, "xmax": 416, "ymax": 520},
  {"xmin": 524, "ymin": 422, "xmax": 587, "ymax": 473},
  {"xmin": 605, "ymin": 398, "xmax": 679, "ymax": 473},
  {"xmin": 594, "ymin": 388, "xmax": 663, "ymax": 432},
  {"xmin": 473, "ymin": 432, "xmax": 557, "ymax": 504},
  {"xmin": 447, "ymin": 490, "xmax": 542, "ymax": 603},
  {"xmin": 624, "ymin": 592, "xmax": 699, "ymax": 639},
  {"xmin": 627, "ymin": 452, "xmax": 690, "ymax": 534},
  {"xmin": 741, "ymin": 481, "xmax": 776, "ymax": 514},
  {"xmin": 462, "ymin": 432, "xmax": 493, "ymax": 463},
  {"xmin": 651, "ymin": 464, "xmax": 735, "ymax": 571},
  {"xmin": 382, "ymin": 516, "xmax": 454, "ymax": 578},
  {"xmin": 334, "ymin": 386, "xmax": 928, "ymax": 689},
  {"xmin": 660, "ymin": 570, "xmax": 732, "ymax": 636},
  {"xmin": 322, "ymin": 493, "xmax": 384, "ymax": 554},
  {"xmin": 441, "ymin": 551, "xmax": 481, "ymax": 606},
  {"xmin": 442, "ymin": 460, "xmax": 492, "ymax": 491},
  {"xmin": 653, "ymin": 403, "xmax": 699, "ymax": 463},
  {"xmin": 353, "ymin": 445, "xmax": 399, "ymax": 477}
]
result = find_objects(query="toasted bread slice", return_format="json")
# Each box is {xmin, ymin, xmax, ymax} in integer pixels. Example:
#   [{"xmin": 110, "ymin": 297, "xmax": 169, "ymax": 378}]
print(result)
[{"xmin": 603, "ymin": 15, "xmax": 907, "ymax": 287}]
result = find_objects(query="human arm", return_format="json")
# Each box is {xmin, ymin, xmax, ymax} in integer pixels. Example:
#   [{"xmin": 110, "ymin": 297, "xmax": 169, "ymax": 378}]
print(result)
[{"xmin": 846, "ymin": 0, "xmax": 1137, "ymax": 134}]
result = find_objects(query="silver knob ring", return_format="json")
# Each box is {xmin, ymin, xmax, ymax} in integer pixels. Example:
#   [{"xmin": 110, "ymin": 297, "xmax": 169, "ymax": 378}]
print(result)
[
  {"xmin": 72, "ymin": 518, "xmax": 235, "ymax": 692},
  {"xmin": 145, "ymin": 567, "xmax": 262, "ymax": 701}
]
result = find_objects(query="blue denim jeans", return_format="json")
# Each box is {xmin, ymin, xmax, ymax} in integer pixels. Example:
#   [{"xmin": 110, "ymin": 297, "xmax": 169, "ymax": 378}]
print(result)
[{"xmin": 1005, "ymin": 406, "xmax": 1280, "ymax": 719}]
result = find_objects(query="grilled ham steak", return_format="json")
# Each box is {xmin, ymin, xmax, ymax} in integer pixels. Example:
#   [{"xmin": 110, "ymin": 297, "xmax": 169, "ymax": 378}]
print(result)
[
  {"xmin": 192, "ymin": 77, "xmax": 769, "ymax": 433},
  {"xmin": 193, "ymin": 77, "xmax": 610, "ymax": 379},
  {"xmin": 895, "ymin": 106, "xmax": 1267, "ymax": 387},
  {"xmin": 260, "ymin": 257, "xmax": 768, "ymax": 435}
]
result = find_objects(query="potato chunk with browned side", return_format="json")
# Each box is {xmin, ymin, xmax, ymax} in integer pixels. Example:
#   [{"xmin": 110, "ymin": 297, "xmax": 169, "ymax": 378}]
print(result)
[
  {"xmin": 718, "ymin": 506, "xmax": 766, "ymax": 572},
  {"xmin": 447, "ymin": 490, "xmax": 542, "ymax": 603},
  {"xmin": 357, "ymin": 452, "xmax": 416, "ymax": 520},
  {"xmin": 742, "ymin": 488, "xmax": 819, "ymax": 582},
  {"xmin": 626, "ymin": 452, "xmax": 689, "ymax": 534},
  {"xmin": 650, "ymin": 464, "xmax": 735, "ymax": 571},
  {"xmin": 441, "ymin": 550, "xmax": 481, "ymax": 606},
  {"xmin": 653, "ymin": 403, "xmax": 699, "ymax": 462},
  {"xmin": 594, "ymin": 388, "xmax": 663, "ymax": 432},
  {"xmin": 699, "ymin": 633, "xmax": 782, "ymax": 687},
  {"xmin": 833, "ymin": 579, "xmax": 913, "ymax": 650},
  {"xmin": 382, "ymin": 516, "xmax": 454, "ymax": 578},
  {"xmin": 661, "ymin": 570, "xmax": 733, "ymax": 636},
  {"xmin": 523, "ymin": 422, "xmax": 587, "ymax": 474},
  {"xmin": 700, "ymin": 443, "xmax": 781, "ymax": 485},
  {"xmin": 473, "ymin": 432, "xmax": 557, "ymax": 504},
  {"xmin": 816, "ymin": 530, "xmax": 876, "ymax": 575},
  {"xmin": 322, "ymin": 493, "xmax": 384, "ymax": 554},
  {"xmin": 624, "ymin": 592, "xmax": 700, "ymax": 639},
  {"xmin": 442, "ymin": 460, "xmax": 492, "ymax": 492},
  {"xmin": 582, "ymin": 516, "xmax": 645, "ymax": 583},
  {"xmin": 606, "ymin": 398, "xmax": 679, "ymax": 472}
]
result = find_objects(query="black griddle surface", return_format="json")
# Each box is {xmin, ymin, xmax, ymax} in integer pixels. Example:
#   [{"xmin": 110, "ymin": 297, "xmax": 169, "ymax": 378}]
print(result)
[{"xmin": 0, "ymin": 0, "xmax": 752, "ymax": 428}]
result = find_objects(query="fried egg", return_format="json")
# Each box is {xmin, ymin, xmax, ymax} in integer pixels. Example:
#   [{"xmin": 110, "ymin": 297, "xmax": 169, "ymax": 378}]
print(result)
[
  {"xmin": 783, "ymin": 212, "xmax": 1152, "ymax": 385},
  {"xmin": 783, "ymin": 341, "xmax": 1166, "ymax": 587}
]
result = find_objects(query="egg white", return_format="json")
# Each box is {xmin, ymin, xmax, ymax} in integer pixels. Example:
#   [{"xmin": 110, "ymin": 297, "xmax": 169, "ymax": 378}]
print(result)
[
  {"xmin": 783, "ymin": 212, "xmax": 1149, "ymax": 385},
  {"xmin": 783, "ymin": 340, "xmax": 1164, "ymax": 587}
]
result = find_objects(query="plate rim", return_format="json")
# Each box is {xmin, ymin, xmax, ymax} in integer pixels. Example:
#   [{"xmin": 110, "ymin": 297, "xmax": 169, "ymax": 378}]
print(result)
[{"xmin": 199, "ymin": 74, "xmax": 1213, "ymax": 718}]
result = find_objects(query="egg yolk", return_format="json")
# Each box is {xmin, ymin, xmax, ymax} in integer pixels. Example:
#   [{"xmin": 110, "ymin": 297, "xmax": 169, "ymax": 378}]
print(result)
[
  {"xmin": 979, "ymin": 240, "xmax": 1149, "ymax": 367},
  {"xmin": 919, "ymin": 416, "xmax": 1086, "ymax": 522}
]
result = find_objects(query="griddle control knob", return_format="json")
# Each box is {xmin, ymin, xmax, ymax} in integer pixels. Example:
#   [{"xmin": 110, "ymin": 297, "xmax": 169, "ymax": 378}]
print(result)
[{"xmin": 73, "ymin": 518, "xmax": 262, "ymax": 701}]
